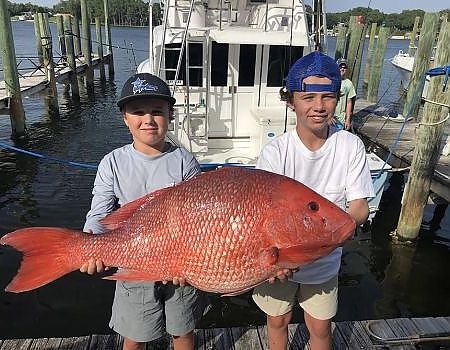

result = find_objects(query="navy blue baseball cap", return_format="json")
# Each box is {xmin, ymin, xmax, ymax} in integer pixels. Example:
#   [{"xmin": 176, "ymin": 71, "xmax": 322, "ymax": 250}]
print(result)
[
  {"xmin": 117, "ymin": 73, "xmax": 176, "ymax": 108},
  {"xmin": 286, "ymin": 51, "xmax": 341, "ymax": 93}
]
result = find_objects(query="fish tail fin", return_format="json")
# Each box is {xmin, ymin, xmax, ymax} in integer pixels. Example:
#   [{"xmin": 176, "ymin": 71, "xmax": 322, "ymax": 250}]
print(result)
[{"xmin": 0, "ymin": 227, "xmax": 81, "ymax": 293}]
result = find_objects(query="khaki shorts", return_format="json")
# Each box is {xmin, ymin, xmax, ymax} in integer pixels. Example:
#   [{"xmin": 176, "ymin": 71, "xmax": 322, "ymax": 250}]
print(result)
[{"xmin": 252, "ymin": 275, "xmax": 338, "ymax": 320}]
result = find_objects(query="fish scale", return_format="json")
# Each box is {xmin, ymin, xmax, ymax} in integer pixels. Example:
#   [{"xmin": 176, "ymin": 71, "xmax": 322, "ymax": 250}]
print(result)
[{"xmin": 0, "ymin": 167, "xmax": 356, "ymax": 294}]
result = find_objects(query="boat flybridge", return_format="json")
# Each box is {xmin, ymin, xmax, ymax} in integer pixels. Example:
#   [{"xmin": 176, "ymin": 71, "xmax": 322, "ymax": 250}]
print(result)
[
  {"xmin": 138, "ymin": 0, "xmax": 319, "ymax": 164},
  {"xmin": 137, "ymin": 0, "xmax": 390, "ymax": 220}
]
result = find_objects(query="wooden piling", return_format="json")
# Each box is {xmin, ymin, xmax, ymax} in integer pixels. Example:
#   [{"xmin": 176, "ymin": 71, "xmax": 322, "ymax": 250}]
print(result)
[
  {"xmin": 408, "ymin": 16, "xmax": 421, "ymax": 56},
  {"xmin": 56, "ymin": 15, "xmax": 66, "ymax": 62},
  {"xmin": 95, "ymin": 17, "xmax": 106, "ymax": 81},
  {"xmin": 38, "ymin": 12, "xmax": 59, "ymax": 116},
  {"xmin": 346, "ymin": 16, "xmax": 365, "ymax": 92},
  {"xmin": 401, "ymin": 12, "xmax": 439, "ymax": 119},
  {"xmin": 363, "ymin": 23, "xmax": 377, "ymax": 87},
  {"xmin": 72, "ymin": 15, "xmax": 82, "ymax": 56},
  {"xmin": 103, "ymin": 0, "xmax": 114, "ymax": 76},
  {"xmin": 334, "ymin": 23, "xmax": 347, "ymax": 60},
  {"xmin": 0, "ymin": 0, "xmax": 26, "ymax": 138},
  {"xmin": 33, "ymin": 12, "xmax": 44, "ymax": 66},
  {"xmin": 367, "ymin": 26, "xmax": 390, "ymax": 103},
  {"xmin": 80, "ymin": 0, "xmax": 94, "ymax": 88},
  {"xmin": 63, "ymin": 14, "xmax": 80, "ymax": 99},
  {"xmin": 396, "ymin": 20, "xmax": 450, "ymax": 240}
]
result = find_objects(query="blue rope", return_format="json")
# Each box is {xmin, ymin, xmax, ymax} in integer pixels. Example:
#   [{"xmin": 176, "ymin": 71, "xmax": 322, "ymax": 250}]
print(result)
[
  {"xmin": 426, "ymin": 65, "xmax": 450, "ymax": 92},
  {"xmin": 0, "ymin": 141, "xmax": 99, "ymax": 170},
  {"xmin": 0, "ymin": 141, "xmax": 254, "ymax": 171}
]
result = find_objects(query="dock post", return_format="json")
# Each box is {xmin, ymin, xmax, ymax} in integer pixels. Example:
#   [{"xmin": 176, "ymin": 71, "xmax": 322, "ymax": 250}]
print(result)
[
  {"xmin": 72, "ymin": 15, "xmax": 82, "ymax": 57},
  {"xmin": 38, "ymin": 12, "xmax": 59, "ymax": 116},
  {"xmin": 408, "ymin": 16, "xmax": 421, "ymax": 56},
  {"xmin": 367, "ymin": 26, "xmax": 390, "ymax": 103},
  {"xmin": 64, "ymin": 14, "xmax": 80, "ymax": 100},
  {"xmin": 401, "ymin": 12, "xmax": 439, "ymax": 119},
  {"xmin": 33, "ymin": 12, "xmax": 44, "ymax": 66},
  {"xmin": 346, "ymin": 16, "xmax": 365, "ymax": 91},
  {"xmin": 95, "ymin": 17, "xmax": 106, "ymax": 81},
  {"xmin": 80, "ymin": 0, "xmax": 94, "ymax": 89},
  {"xmin": 363, "ymin": 23, "xmax": 377, "ymax": 88},
  {"xmin": 103, "ymin": 0, "xmax": 114, "ymax": 76},
  {"xmin": 0, "ymin": 0, "xmax": 26, "ymax": 138},
  {"xmin": 56, "ymin": 15, "xmax": 66, "ymax": 63},
  {"xmin": 396, "ymin": 21, "xmax": 450, "ymax": 240},
  {"xmin": 334, "ymin": 23, "xmax": 347, "ymax": 60}
]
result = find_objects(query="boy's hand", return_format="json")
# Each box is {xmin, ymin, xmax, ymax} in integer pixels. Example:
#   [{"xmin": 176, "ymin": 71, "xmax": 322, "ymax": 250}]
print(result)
[
  {"xmin": 80, "ymin": 258, "xmax": 108, "ymax": 274},
  {"xmin": 162, "ymin": 277, "xmax": 187, "ymax": 287},
  {"xmin": 268, "ymin": 268, "xmax": 294, "ymax": 283}
]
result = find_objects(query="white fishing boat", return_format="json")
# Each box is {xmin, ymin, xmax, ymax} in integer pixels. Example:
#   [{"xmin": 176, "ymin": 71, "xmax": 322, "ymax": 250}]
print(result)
[
  {"xmin": 390, "ymin": 49, "xmax": 431, "ymax": 97},
  {"xmin": 138, "ymin": 0, "xmax": 390, "ymax": 220}
]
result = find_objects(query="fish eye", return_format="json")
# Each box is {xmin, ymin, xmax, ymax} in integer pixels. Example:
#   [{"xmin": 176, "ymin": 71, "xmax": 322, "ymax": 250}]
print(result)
[{"xmin": 308, "ymin": 201, "xmax": 319, "ymax": 211}]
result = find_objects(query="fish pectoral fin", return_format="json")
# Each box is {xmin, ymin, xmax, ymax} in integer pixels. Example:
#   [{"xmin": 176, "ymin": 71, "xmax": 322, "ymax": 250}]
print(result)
[
  {"xmin": 103, "ymin": 269, "xmax": 161, "ymax": 282},
  {"xmin": 258, "ymin": 247, "xmax": 279, "ymax": 267},
  {"xmin": 221, "ymin": 285, "xmax": 257, "ymax": 297},
  {"xmin": 277, "ymin": 245, "xmax": 336, "ymax": 267}
]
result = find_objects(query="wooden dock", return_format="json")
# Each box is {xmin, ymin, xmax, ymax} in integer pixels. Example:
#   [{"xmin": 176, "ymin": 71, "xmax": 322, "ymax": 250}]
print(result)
[
  {"xmin": 0, "ymin": 55, "xmax": 104, "ymax": 110},
  {"xmin": 1, "ymin": 317, "xmax": 450, "ymax": 349},
  {"xmin": 354, "ymin": 98, "xmax": 450, "ymax": 202}
]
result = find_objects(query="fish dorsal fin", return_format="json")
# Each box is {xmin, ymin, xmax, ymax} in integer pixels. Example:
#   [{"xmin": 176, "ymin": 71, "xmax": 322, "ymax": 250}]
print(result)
[{"xmin": 100, "ymin": 187, "xmax": 170, "ymax": 230}]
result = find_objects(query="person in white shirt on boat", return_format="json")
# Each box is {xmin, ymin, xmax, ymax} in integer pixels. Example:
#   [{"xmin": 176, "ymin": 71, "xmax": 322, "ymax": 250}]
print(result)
[
  {"xmin": 334, "ymin": 58, "xmax": 356, "ymax": 131},
  {"xmin": 252, "ymin": 51, "xmax": 375, "ymax": 350}
]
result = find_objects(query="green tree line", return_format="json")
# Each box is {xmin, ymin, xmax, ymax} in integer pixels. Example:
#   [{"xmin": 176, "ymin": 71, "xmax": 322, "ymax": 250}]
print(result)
[{"xmin": 6, "ymin": 1, "xmax": 450, "ymax": 31}]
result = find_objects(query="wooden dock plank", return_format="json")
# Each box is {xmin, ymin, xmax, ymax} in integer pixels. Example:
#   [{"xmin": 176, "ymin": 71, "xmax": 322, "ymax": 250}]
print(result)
[
  {"xmin": 354, "ymin": 98, "xmax": 450, "ymax": 202},
  {"xmin": 288, "ymin": 323, "xmax": 310, "ymax": 350},
  {"xmin": 334, "ymin": 321, "xmax": 374, "ymax": 349},
  {"xmin": 232, "ymin": 326, "xmax": 263, "ymax": 350},
  {"xmin": 88, "ymin": 334, "xmax": 120, "ymax": 350},
  {"xmin": 1, "ymin": 317, "xmax": 450, "ymax": 349},
  {"xmin": 203, "ymin": 327, "xmax": 234, "ymax": 350},
  {"xmin": 0, "ymin": 338, "xmax": 33, "ymax": 350}
]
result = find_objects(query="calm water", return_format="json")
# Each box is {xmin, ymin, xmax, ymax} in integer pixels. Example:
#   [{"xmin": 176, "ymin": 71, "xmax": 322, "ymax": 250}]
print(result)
[{"xmin": 0, "ymin": 22, "xmax": 449, "ymax": 339}]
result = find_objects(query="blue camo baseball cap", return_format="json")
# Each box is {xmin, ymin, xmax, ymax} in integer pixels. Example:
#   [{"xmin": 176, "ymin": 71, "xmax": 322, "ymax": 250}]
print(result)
[
  {"xmin": 286, "ymin": 51, "xmax": 341, "ymax": 93},
  {"xmin": 117, "ymin": 73, "xmax": 176, "ymax": 108}
]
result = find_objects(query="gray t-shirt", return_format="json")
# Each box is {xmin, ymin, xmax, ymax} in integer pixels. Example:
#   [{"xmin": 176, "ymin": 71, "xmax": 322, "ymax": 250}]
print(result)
[{"xmin": 84, "ymin": 143, "xmax": 201, "ymax": 233}]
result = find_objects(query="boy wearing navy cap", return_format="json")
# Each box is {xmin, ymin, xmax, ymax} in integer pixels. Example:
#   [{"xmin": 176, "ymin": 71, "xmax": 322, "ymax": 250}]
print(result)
[
  {"xmin": 252, "ymin": 52, "xmax": 375, "ymax": 350},
  {"xmin": 81, "ymin": 73, "xmax": 206, "ymax": 350}
]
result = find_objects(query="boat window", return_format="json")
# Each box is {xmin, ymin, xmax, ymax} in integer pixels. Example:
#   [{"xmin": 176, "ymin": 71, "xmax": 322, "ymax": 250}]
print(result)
[
  {"xmin": 164, "ymin": 43, "xmax": 203, "ymax": 86},
  {"xmin": 267, "ymin": 45, "xmax": 303, "ymax": 87},
  {"xmin": 211, "ymin": 42, "xmax": 229, "ymax": 86},
  {"xmin": 238, "ymin": 44, "xmax": 256, "ymax": 86}
]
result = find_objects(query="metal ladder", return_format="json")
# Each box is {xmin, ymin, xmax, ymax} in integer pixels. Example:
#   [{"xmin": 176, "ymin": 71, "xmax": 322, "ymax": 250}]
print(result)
[{"xmin": 158, "ymin": 0, "xmax": 209, "ymax": 152}]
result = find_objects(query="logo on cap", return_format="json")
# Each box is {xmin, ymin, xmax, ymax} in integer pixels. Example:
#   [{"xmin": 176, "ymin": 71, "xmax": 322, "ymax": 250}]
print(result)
[{"xmin": 131, "ymin": 77, "xmax": 158, "ymax": 95}]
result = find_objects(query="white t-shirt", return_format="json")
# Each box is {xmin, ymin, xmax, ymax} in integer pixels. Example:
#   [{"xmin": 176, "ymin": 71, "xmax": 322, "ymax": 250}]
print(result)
[{"xmin": 256, "ymin": 127, "xmax": 375, "ymax": 284}]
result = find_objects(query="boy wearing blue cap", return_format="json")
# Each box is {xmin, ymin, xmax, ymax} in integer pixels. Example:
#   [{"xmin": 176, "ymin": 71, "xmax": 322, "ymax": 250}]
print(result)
[
  {"xmin": 80, "ymin": 73, "xmax": 206, "ymax": 350},
  {"xmin": 252, "ymin": 52, "xmax": 375, "ymax": 350}
]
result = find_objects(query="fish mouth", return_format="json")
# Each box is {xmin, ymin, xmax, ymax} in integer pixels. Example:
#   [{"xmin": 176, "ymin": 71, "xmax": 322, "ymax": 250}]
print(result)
[{"xmin": 332, "ymin": 218, "xmax": 357, "ymax": 243}]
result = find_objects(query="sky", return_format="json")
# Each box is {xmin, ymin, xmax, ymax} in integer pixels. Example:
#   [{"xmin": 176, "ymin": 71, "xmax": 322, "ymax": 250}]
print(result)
[{"xmin": 9, "ymin": 0, "xmax": 450, "ymax": 13}]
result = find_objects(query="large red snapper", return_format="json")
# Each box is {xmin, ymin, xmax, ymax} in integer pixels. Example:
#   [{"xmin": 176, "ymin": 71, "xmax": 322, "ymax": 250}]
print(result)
[{"xmin": 0, "ymin": 167, "xmax": 356, "ymax": 294}]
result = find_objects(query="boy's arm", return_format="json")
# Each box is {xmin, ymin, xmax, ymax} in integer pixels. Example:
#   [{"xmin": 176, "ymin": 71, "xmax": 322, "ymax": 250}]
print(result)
[
  {"xmin": 347, "ymin": 198, "xmax": 369, "ymax": 226},
  {"xmin": 81, "ymin": 158, "xmax": 117, "ymax": 274}
]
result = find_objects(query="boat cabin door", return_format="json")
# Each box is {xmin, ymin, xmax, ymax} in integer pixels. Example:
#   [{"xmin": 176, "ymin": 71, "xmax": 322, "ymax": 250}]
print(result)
[{"xmin": 208, "ymin": 42, "xmax": 261, "ymax": 138}]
